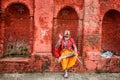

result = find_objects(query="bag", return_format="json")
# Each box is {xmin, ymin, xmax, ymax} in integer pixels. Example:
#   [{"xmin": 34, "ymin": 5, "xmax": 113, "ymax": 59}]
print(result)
[{"xmin": 54, "ymin": 46, "xmax": 61, "ymax": 58}]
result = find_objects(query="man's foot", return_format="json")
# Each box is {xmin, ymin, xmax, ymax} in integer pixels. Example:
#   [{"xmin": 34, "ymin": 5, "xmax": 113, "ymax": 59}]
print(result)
[{"xmin": 63, "ymin": 72, "xmax": 68, "ymax": 78}]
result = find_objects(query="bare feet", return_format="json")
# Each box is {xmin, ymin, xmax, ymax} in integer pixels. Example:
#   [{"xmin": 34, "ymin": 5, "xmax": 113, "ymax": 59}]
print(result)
[
  {"xmin": 63, "ymin": 70, "xmax": 68, "ymax": 78},
  {"xmin": 64, "ymin": 73, "xmax": 68, "ymax": 78}
]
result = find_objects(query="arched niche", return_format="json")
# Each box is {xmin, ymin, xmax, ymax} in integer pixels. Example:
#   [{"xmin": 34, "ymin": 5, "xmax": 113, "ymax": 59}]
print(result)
[
  {"xmin": 53, "ymin": 6, "xmax": 81, "ymax": 55},
  {"xmin": 4, "ymin": 3, "xmax": 32, "ymax": 57},
  {"xmin": 102, "ymin": 9, "xmax": 120, "ymax": 56}
]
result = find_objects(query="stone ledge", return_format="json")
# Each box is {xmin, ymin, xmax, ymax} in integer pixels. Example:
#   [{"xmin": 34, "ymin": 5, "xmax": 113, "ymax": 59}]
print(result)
[{"xmin": 0, "ymin": 58, "xmax": 30, "ymax": 62}]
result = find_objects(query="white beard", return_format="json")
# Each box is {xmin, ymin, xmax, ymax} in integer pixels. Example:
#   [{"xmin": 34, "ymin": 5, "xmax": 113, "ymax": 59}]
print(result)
[{"xmin": 64, "ymin": 37, "xmax": 70, "ymax": 40}]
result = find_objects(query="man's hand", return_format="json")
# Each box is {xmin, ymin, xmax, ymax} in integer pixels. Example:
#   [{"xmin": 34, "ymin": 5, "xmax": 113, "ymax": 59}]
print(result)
[
  {"xmin": 55, "ymin": 34, "xmax": 62, "ymax": 47},
  {"xmin": 58, "ymin": 56, "xmax": 63, "ymax": 63},
  {"xmin": 59, "ymin": 34, "xmax": 63, "ymax": 40}
]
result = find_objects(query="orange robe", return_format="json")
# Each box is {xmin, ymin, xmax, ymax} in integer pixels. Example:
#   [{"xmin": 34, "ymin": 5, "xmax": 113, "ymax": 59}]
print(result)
[{"xmin": 60, "ymin": 49, "xmax": 78, "ymax": 70}]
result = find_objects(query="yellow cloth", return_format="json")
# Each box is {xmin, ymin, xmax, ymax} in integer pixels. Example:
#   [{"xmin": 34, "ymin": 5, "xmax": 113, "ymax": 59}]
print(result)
[{"xmin": 60, "ymin": 49, "xmax": 78, "ymax": 70}]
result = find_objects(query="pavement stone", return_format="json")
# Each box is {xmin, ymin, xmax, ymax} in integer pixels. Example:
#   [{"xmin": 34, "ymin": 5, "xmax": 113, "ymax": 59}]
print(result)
[{"xmin": 0, "ymin": 72, "xmax": 119, "ymax": 80}]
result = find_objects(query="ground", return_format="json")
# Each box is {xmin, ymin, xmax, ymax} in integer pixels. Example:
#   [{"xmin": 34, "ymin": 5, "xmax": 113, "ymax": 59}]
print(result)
[{"xmin": 0, "ymin": 72, "xmax": 119, "ymax": 80}]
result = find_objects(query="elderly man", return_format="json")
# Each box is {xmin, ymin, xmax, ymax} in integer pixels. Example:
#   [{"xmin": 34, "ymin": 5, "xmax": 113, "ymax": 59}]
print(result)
[{"xmin": 54, "ymin": 30, "xmax": 78, "ymax": 78}]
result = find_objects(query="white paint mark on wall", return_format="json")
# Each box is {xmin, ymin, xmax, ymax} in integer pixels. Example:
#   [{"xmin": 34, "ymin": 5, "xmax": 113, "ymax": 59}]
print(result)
[{"xmin": 39, "ymin": 28, "xmax": 49, "ymax": 40}]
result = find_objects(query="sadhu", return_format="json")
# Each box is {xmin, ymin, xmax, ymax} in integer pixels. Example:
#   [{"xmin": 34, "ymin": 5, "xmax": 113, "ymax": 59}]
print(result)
[{"xmin": 54, "ymin": 30, "xmax": 78, "ymax": 78}]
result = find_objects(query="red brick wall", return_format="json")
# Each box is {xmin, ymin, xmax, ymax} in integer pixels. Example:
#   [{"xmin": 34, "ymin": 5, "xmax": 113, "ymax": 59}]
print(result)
[
  {"xmin": 4, "ymin": 3, "xmax": 31, "ymax": 57},
  {"xmin": 0, "ymin": 0, "xmax": 2, "ymax": 56},
  {"xmin": 100, "ymin": 0, "xmax": 120, "ymax": 55},
  {"xmin": 99, "ymin": 0, "xmax": 120, "ymax": 72},
  {"xmin": 53, "ymin": 6, "xmax": 79, "ymax": 52},
  {"xmin": 0, "ymin": 0, "xmax": 119, "ymax": 73},
  {"xmin": 53, "ymin": 0, "xmax": 84, "ymax": 55},
  {"xmin": 102, "ymin": 10, "xmax": 120, "ymax": 56},
  {"xmin": 100, "ymin": 0, "xmax": 120, "ymax": 16},
  {"xmin": 33, "ymin": 0, "xmax": 53, "ymax": 53}
]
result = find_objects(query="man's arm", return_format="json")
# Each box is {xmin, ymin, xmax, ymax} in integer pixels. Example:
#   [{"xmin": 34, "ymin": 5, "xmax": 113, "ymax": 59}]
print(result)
[
  {"xmin": 55, "ymin": 39, "xmax": 62, "ymax": 47},
  {"xmin": 55, "ymin": 34, "xmax": 63, "ymax": 47}
]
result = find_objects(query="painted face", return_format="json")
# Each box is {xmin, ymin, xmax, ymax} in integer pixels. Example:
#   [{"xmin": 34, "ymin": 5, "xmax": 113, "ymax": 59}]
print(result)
[{"xmin": 63, "ymin": 30, "xmax": 70, "ymax": 40}]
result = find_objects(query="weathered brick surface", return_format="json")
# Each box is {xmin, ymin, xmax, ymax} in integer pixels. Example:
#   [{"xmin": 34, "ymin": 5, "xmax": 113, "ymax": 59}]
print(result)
[
  {"xmin": 99, "ymin": 1, "xmax": 120, "ymax": 56},
  {"xmin": 99, "ymin": 57, "xmax": 120, "ymax": 72},
  {"xmin": 33, "ymin": 0, "xmax": 53, "ymax": 53},
  {"xmin": 0, "ymin": 0, "xmax": 120, "ymax": 73}
]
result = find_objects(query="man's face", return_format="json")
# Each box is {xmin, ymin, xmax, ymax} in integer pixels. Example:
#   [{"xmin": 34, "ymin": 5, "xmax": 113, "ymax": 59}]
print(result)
[{"xmin": 64, "ymin": 30, "xmax": 70, "ymax": 40}]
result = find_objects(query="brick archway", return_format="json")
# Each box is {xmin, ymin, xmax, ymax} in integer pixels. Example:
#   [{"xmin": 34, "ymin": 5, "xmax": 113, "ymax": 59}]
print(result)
[
  {"xmin": 102, "ymin": 9, "xmax": 120, "ymax": 56},
  {"xmin": 4, "ymin": 3, "xmax": 32, "ymax": 57},
  {"xmin": 53, "ymin": 6, "xmax": 80, "ymax": 55}
]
